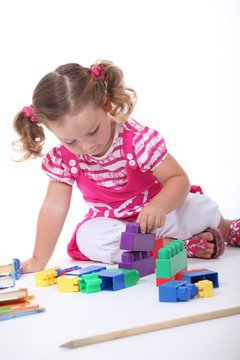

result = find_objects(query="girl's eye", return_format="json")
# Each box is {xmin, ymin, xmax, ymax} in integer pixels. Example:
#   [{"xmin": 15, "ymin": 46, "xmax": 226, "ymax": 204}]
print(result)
[
  {"xmin": 65, "ymin": 140, "xmax": 76, "ymax": 145},
  {"xmin": 89, "ymin": 125, "xmax": 99, "ymax": 136}
]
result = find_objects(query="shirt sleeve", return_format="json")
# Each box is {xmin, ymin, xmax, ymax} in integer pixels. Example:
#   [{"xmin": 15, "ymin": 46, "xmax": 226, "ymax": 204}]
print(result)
[
  {"xmin": 41, "ymin": 146, "xmax": 75, "ymax": 185},
  {"xmin": 132, "ymin": 122, "xmax": 168, "ymax": 172}
]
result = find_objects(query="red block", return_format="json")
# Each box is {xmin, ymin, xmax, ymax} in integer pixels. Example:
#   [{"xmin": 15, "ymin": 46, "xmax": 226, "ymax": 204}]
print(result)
[
  {"xmin": 150, "ymin": 238, "xmax": 164, "ymax": 268},
  {"xmin": 175, "ymin": 268, "xmax": 208, "ymax": 280},
  {"xmin": 156, "ymin": 275, "xmax": 175, "ymax": 287}
]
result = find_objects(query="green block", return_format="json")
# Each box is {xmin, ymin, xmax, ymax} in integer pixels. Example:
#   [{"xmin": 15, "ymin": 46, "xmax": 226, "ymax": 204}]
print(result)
[
  {"xmin": 156, "ymin": 240, "xmax": 187, "ymax": 278},
  {"xmin": 78, "ymin": 273, "xmax": 102, "ymax": 293},
  {"xmin": 104, "ymin": 268, "xmax": 140, "ymax": 288}
]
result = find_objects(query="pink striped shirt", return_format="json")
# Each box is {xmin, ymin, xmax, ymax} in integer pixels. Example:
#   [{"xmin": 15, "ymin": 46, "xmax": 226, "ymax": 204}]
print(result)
[{"xmin": 42, "ymin": 118, "xmax": 168, "ymax": 189}]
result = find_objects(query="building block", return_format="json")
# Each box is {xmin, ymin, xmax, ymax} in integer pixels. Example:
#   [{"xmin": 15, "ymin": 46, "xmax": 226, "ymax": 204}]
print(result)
[
  {"xmin": 195, "ymin": 280, "xmax": 214, "ymax": 297},
  {"xmin": 118, "ymin": 251, "xmax": 154, "ymax": 277},
  {"xmin": 104, "ymin": 268, "xmax": 140, "ymax": 288},
  {"xmin": 156, "ymin": 240, "xmax": 187, "ymax": 278},
  {"xmin": 98, "ymin": 271, "xmax": 125, "ymax": 291},
  {"xmin": 120, "ymin": 222, "xmax": 155, "ymax": 251},
  {"xmin": 181, "ymin": 270, "xmax": 219, "ymax": 288},
  {"xmin": 150, "ymin": 238, "xmax": 164, "ymax": 267},
  {"xmin": 78, "ymin": 273, "xmax": 102, "ymax": 293},
  {"xmin": 158, "ymin": 280, "xmax": 198, "ymax": 302},
  {"xmin": 65, "ymin": 265, "xmax": 107, "ymax": 277},
  {"xmin": 175, "ymin": 268, "xmax": 207, "ymax": 281},
  {"xmin": 156, "ymin": 267, "xmax": 188, "ymax": 286},
  {"xmin": 57, "ymin": 275, "xmax": 80, "ymax": 292},
  {"xmin": 35, "ymin": 267, "xmax": 60, "ymax": 287},
  {"xmin": 55, "ymin": 266, "xmax": 81, "ymax": 277},
  {"xmin": 156, "ymin": 275, "xmax": 175, "ymax": 287},
  {"xmin": 12, "ymin": 259, "xmax": 23, "ymax": 280}
]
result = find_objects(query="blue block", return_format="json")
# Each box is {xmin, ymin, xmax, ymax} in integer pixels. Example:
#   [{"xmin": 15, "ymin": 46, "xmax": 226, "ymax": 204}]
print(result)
[
  {"xmin": 98, "ymin": 271, "xmax": 125, "ymax": 291},
  {"xmin": 54, "ymin": 266, "xmax": 81, "ymax": 277},
  {"xmin": 158, "ymin": 280, "xmax": 198, "ymax": 302},
  {"xmin": 65, "ymin": 265, "xmax": 107, "ymax": 277},
  {"xmin": 182, "ymin": 270, "xmax": 219, "ymax": 288},
  {"xmin": 12, "ymin": 259, "xmax": 23, "ymax": 280}
]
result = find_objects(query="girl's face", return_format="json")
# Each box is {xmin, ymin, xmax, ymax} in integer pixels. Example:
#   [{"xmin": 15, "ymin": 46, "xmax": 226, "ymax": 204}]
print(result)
[{"xmin": 48, "ymin": 102, "xmax": 115, "ymax": 157}]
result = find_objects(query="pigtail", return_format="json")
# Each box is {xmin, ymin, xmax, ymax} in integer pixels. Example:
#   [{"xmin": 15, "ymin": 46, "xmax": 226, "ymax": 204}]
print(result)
[
  {"xmin": 12, "ymin": 110, "xmax": 45, "ymax": 161},
  {"xmin": 95, "ymin": 60, "xmax": 137, "ymax": 123}
]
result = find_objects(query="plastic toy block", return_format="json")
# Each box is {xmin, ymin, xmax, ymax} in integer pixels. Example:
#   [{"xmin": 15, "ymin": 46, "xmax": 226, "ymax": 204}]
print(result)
[
  {"xmin": 156, "ymin": 240, "xmax": 187, "ymax": 278},
  {"xmin": 57, "ymin": 275, "xmax": 80, "ymax": 292},
  {"xmin": 181, "ymin": 270, "xmax": 219, "ymax": 288},
  {"xmin": 97, "ymin": 271, "xmax": 125, "ymax": 291},
  {"xmin": 175, "ymin": 268, "xmax": 208, "ymax": 281},
  {"xmin": 35, "ymin": 267, "xmax": 60, "ymax": 287},
  {"xmin": 65, "ymin": 265, "xmax": 107, "ymax": 277},
  {"xmin": 118, "ymin": 251, "xmax": 154, "ymax": 277},
  {"xmin": 158, "ymin": 280, "xmax": 198, "ymax": 302},
  {"xmin": 195, "ymin": 280, "xmax": 214, "ymax": 297},
  {"xmin": 55, "ymin": 266, "xmax": 81, "ymax": 277},
  {"xmin": 156, "ymin": 267, "xmax": 188, "ymax": 286},
  {"xmin": 174, "ymin": 267, "xmax": 188, "ymax": 281},
  {"xmin": 78, "ymin": 273, "xmax": 102, "ymax": 293},
  {"xmin": 120, "ymin": 222, "xmax": 155, "ymax": 251},
  {"xmin": 104, "ymin": 268, "xmax": 140, "ymax": 288},
  {"xmin": 156, "ymin": 275, "xmax": 175, "ymax": 287},
  {"xmin": 12, "ymin": 259, "xmax": 23, "ymax": 280},
  {"xmin": 150, "ymin": 238, "xmax": 164, "ymax": 267}
]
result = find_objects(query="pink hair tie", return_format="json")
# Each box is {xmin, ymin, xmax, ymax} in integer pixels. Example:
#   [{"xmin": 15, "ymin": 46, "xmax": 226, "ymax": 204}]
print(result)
[
  {"xmin": 23, "ymin": 106, "xmax": 37, "ymax": 122},
  {"xmin": 89, "ymin": 64, "xmax": 105, "ymax": 81}
]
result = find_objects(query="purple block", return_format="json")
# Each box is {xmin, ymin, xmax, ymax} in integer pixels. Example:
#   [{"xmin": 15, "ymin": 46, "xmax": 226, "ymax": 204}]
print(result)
[
  {"xmin": 118, "ymin": 251, "xmax": 154, "ymax": 277},
  {"xmin": 120, "ymin": 222, "xmax": 155, "ymax": 251},
  {"xmin": 122, "ymin": 252, "xmax": 135, "ymax": 262}
]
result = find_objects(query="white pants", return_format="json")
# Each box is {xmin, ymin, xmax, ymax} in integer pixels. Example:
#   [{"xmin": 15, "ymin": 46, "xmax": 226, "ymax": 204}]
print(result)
[{"xmin": 76, "ymin": 192, "xmax": 221, "ymax": 264}]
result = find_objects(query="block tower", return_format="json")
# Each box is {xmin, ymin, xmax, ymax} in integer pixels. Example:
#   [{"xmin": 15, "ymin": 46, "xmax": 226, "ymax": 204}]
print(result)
[
  {"xmin": 156, "ymin": 239, "xmax": 188, "ymax": 286},
  {"xmin": 118, "ymin": 222, "xmax": 155, "ymax": 277}
]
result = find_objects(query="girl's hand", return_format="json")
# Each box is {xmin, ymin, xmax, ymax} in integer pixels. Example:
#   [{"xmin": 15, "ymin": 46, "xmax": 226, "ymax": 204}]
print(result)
[
  {"xmin": 21, "ymin": 257, "xmax": 46, "ymax": 274},
  {"xmin": 136, "ymin": 204, "xmax": 166, "ymax": 234}
]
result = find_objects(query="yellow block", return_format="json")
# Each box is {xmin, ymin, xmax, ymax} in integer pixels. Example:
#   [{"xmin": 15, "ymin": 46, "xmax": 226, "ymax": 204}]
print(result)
[
  {"xmin": 57, "ymin": 275, "xmax": 80, "ymax": 292},
  {"xmin": 195, "ymin": 280, "xmax": 214, "ymax": 297},
  {"xmin": 35, "ymin": 266, "xmax": 59, "ymax": 287}
]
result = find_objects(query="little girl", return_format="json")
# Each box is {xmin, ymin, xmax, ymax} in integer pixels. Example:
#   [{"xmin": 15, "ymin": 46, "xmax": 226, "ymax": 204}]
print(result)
[{"xmin": 12, "ymin": 60, "xmax": 239, "ymax": 273}]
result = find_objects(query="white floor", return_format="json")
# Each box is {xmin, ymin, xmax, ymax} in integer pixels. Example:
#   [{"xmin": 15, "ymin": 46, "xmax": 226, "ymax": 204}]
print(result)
[{"xmin": 1, "ymin": 245, "xmax": 240, "ymax": 360}]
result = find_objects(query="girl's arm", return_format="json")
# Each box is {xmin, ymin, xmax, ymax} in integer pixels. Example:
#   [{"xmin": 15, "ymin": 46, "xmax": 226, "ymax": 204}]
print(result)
[
  {"xmin": 21, "ymin": 180, "xmax": 73, "ymax": 273},
  {"xmin": 136, "ymin": 153, "xmax": 191, "ymax": 233}
]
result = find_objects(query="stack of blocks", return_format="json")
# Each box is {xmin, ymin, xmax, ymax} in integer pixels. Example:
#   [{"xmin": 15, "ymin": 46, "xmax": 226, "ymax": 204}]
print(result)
[
  {"xmin": 157, "ymin": 252, "xmax": 219, "ymax": 302},
  {"xmin": 59, "ymin": 267, "xmax": 140, "ymax": 293},
  {"xmin": 156, "ymin": 240, "xmax": 188, "ymax": 286},
  {"xmin": 118, "ymin": 222, "xmax": 155, "ymax": 277},
  {"xmin": 36, "ymin": 265, "xmax": 140, "ymax": 293}
]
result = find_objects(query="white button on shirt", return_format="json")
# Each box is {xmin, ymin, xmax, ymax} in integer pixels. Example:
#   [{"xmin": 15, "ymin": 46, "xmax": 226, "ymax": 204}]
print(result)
[
  {"xmin": 71, "ymin": 167, "xmax": 77, "ymax": 174},
  {"xmin": 126, "ymin": 153, "xmax": 133, "ymax": 160},
  {"xmin": 69, "ymin": 159, "xmax": 76, "ymax": 166},
  {"xmin": 129, "ymin": 160, "xmax": 136, "ymax": 167}
]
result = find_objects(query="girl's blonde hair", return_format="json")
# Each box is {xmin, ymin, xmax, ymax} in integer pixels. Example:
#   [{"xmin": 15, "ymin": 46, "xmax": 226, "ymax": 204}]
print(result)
[{"xmin": 12, "ymin": 60, "xmax": 137, "ymax": 161}]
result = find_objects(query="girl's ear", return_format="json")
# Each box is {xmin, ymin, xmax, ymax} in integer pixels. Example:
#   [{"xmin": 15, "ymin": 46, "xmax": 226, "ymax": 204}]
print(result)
[{"xmin": 104, "ymin": 97, "xmax": 112, "ymax": 113}]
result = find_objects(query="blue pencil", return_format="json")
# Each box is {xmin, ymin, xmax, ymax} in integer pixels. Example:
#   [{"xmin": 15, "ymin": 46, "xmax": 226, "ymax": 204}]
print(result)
[{"xmin": 0, "ymin": 307, "xmax": 46, "ymax": 321}]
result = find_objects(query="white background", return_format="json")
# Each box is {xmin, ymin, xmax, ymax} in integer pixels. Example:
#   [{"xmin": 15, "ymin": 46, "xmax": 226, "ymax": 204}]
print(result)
[
  {"xmin": 1, "ymin": 2, "xmax": 240, "ymax": 359},
  {"xmin": 1, "ymin": 0, "xmax": 240, "ymax": 261}
]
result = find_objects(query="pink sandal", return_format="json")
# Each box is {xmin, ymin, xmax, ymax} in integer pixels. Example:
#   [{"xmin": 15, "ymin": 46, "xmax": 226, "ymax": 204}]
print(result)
[
  {"xmin": 227, "ymin": 219, "xmax": 240, "ymax": 246},
  {"xmin": 184, "ymin": 227, "xmax": 225, "ymax": 258}
]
